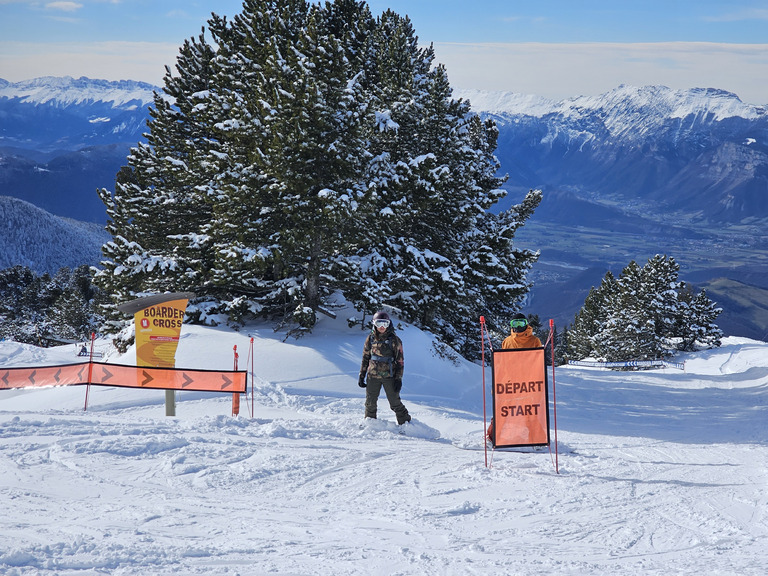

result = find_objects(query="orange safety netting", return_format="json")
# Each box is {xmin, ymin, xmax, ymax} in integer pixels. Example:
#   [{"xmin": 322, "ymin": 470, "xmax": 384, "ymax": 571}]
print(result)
[{"xmin": 0, "ymin": 362, "xmax": 246, "ymax": 393}]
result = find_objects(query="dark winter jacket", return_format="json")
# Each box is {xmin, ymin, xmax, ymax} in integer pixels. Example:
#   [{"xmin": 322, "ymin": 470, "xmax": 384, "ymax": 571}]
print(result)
[{"xmin": 359, "ymin": 325, "xmax": 404, "ymax": 381}]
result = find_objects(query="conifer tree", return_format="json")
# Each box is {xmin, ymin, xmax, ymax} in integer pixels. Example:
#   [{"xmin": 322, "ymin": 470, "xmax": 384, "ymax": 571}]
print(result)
[
  {"xmin": 596, "ymin": 260, "xmax": 658, "ymax": 361},
  {"xmin": 675, "ymin": 287, "xmax": 723, "ymax": 350},
  {"xmin": 569, "ymin": 255, "xmax": 722, "ymax": 362},
  {"xmin": 95, "ymin": 0, "xmax": 540, "ymax": 356},
  {"xmin": 96, "ymin": 30, "xmax": 220, "ymax": 329},
  {"xmin": 638, "ymin": 255, "xmax": 684, "ymax": 351},
  {"xmin": 566, "ymin": 271, "xmax": 617, "ymax": 360},
  {"xmin": 0, "ymin": 266, "xmax": 104, "ymax": 344}
]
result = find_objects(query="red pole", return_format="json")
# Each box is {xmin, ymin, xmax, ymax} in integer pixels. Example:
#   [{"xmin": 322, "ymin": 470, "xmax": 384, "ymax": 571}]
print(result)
[
  {"xmin": 480, "ymin": 316, "xmax": 488, "ymax": 469},
  {"xmin": 250, "ymin": 337, "xmax": 255, "ymax": 418},
  {"xmin": 83, "ymin": 332, "xmax": 95, "ymax": 411},
  {"xmin": 549, "ymin": 319, "xmax": 559, "ymax": 474},
  {"xmin": 232, "ymin": 345, "xmax": 240, "ymax": 416}
]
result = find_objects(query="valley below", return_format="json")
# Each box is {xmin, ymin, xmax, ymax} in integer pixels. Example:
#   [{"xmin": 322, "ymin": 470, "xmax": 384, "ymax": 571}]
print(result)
[{"xmin": 515, "ymin": 194, "xmax": 768, "ymax": 341}]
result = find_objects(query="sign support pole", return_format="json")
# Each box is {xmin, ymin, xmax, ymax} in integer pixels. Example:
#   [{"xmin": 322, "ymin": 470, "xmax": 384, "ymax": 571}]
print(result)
[
  {"xmin": 165, "ymin": 390, "xmax": 176, "ymax": 417},
  {"xmin": 480, "ymin": 317, "xmax": 487, "ymax": 468}
]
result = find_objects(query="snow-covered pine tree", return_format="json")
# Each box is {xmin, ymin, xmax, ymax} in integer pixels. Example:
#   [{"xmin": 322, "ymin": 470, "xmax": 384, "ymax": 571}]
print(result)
[
  {"xmin": 566, "ymin": 270, "xmax": 617, "ymax": 360},
  {"xmin": 196, "ymin": 0, "xmax": 313, "ymax": 323},
  {"xmin": 0, "ymin": 266, "xmax": 37, "ymax": 342},
  {"xmin": 96, "ymin": 30, "xmax": 220, "ymax": 333},
  {"xmin": 260, "ymin": 4, "xmax": 369, "ymax": 323},
  {"xmin": 569, "ymin": 256, "xmax": 723, "ymax": 361},
  {"xmin": 638, "ymin": 255, "xmax": 684, "ymax": 352},
  {"xmin": 47, "ymin": 266, "xmax": 106, "ymax": 341},
  {"xmin": 0, "ymin": 266, "xmax": 103, "ymax": 344},
  {"xmin": 95, "ymin": 0, "xmax": 539, "ymax": 354},
  {"xmin": 343, "ymin": 9, "xmax": 537, "ymax": 355},
  {"xmin": 595, "ymin": 260, "xmax": 658, "ymax": 361},
  {"xmin": 465, "ymin": 189, "xmax": 541, "ymax": 353},
  {"xmin": 674, "ymin": 286, "xmax": 723, "ymax": 351}
]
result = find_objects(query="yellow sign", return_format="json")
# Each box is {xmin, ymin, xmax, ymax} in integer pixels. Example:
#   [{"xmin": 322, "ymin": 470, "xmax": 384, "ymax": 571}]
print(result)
[{"xmin": 134, "ymin": 298, "xmax": 188, "ymax": 367}]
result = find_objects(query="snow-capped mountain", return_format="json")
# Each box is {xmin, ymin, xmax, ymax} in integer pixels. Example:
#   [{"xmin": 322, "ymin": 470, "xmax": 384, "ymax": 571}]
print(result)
[
  {"xmin": 2, "ymin": 77, "xmax": 768, "ymax": 340},
  {"xmin": 453, "ymin": 85, "xmax": 768, "ymax": 340},
  {"xmin": 0, "ymin": 76, "xmax": 157, "ymax": 109},
  {"xmin": 0, "ymin": 76, "xmax": 157, "ymax": 151},
  {"xmin": 0, "ymin": 77, "xmax": 160, "ymax": 223},
  {"xmin": 456, "ymin": 85, "xmax": 768, "ymax": 224}
]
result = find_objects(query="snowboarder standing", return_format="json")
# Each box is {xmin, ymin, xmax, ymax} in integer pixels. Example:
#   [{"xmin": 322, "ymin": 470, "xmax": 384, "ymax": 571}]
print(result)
[{"xmin": 358, "ymin": 311, "xmax": 411, "ymax": 425}]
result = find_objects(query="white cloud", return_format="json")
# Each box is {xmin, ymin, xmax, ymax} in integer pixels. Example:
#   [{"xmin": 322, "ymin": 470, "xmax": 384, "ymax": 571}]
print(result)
[
  {"xmin": 704, "ymin": 8, "xmax": 768, "ymax": 22},
  {"xmin": 433, "ymin": 42, "xmax": 768, "ymax": 105},
  {"xmin": 45, "ymin": 1, "xmax": 84, "ymax": 11},
  {"xmin": 1, "ymin": 40, "xmax": 766, "ymax": 106},
  {"xmin": 0, "ymin": 41, "xmax": 178, "ymax": 85}
]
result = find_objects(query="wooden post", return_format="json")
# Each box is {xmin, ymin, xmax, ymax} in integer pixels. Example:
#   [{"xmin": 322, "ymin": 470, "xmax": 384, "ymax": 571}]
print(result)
[{"xmin": 165, "ymin": 389, "xmax": 176, "ymax": 417}]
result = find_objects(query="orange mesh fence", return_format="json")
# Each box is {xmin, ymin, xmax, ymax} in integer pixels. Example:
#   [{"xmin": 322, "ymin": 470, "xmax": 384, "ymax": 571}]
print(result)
[{"xmin": 0, "ymin": 362, "xmax": 246, "ymax": 394}]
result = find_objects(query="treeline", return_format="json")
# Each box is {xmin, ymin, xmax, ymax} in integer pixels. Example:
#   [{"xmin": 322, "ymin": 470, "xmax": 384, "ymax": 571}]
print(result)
[{"xmin": 0, "ymin": 265, "xmax": 105, "ymax": 345}]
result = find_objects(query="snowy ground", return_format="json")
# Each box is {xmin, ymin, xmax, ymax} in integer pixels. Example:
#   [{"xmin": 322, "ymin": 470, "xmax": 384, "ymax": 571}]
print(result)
[{"xmin": 1, "ymin": 307, "xmax": 767, "ymax": 575}]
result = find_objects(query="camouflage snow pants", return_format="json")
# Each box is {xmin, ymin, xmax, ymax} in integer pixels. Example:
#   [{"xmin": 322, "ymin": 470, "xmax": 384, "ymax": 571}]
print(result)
[{"xmin": 364, "ymin": 377, "xmax": 411, "ymax": 425}]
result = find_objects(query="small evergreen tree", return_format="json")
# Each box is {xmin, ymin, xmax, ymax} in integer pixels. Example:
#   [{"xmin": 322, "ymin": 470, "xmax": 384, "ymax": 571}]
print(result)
[
  {"xmin": 638, "ymin": 255, "xmax": 684, "ymax": 352},
  {"xmin": 566, "ymin": 271, "xmax": 617, "ymax": 359},
  {"xmin": 595, "ymin": 260, "xmax": 658, "ymax": 361},
  {"xmin": 675, "ymin": 287, "xmax": 723, "ymax": 350},
  {"xmin": 568, "ymin": 255, "xmax": 722, "ymax": 362}
]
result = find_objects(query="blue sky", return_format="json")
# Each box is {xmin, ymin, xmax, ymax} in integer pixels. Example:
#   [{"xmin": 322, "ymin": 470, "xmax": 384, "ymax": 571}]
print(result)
[{"xmin": 1, "ymin": 0, "xmax": 766, "ymax": 103}]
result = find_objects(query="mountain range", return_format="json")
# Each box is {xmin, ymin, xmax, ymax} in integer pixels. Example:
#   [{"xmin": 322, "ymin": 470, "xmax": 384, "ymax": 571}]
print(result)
[
  {"xmin": 457, "ymin": 85, "xmax": 768, "ymax": 224},
  {"xmin": 454, "ymin": 86, "xmax": 768, "ymax": 341},
  {"xmin": 0, "ymin": 76, "xmax": 156, "ymax": 222},
  {"xmin": 1, "ymin": 76, "xmax": 767, "ymax": 340}
]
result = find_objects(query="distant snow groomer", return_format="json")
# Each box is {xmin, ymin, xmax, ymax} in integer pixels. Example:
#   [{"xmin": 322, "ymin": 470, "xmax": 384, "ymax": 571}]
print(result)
[{"xmin": 358, "ymin": 311, "xmax": 411, "ymax": 425}]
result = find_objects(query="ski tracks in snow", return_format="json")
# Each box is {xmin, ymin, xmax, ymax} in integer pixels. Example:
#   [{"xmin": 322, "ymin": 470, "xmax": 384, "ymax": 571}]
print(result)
[{"xmin": 2, "ymin": 386, "xmax": 768, "ymax": 574}]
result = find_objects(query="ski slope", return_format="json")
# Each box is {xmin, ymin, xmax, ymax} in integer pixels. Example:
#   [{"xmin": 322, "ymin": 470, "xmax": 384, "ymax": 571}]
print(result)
[{"xmin": 1, "ymin": 306, "xmax": 767, "ymax": 575}]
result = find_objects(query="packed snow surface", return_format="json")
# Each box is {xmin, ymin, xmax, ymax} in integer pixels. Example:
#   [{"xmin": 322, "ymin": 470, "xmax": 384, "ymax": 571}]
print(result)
[{"xmin": 1, "ymin": 306, "xmax": 767, "ymax": 575}]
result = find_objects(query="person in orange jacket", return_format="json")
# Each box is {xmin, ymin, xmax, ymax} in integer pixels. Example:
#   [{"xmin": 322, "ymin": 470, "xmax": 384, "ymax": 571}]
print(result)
[{"xmin": 501, "ymin": 313, "xmax": 542, "ymax": 349}]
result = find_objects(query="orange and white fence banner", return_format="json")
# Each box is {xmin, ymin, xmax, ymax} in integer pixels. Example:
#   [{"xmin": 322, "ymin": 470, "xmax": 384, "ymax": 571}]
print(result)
[
  {"xmin": 0, "ymin": 362, "xmax": 246, "ymax": 394},
  {"xmin": 490, "ymin": 347, "xmax": 550, "ymax": 448}
]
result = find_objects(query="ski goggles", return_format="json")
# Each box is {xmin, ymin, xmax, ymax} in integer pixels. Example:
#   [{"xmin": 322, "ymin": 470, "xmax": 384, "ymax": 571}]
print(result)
[
  {"xmin": 373, "ymin": 319, "xmax": 391, "ymax": 329},
  {"xmin": 510, "ymin": 318, "xmax": 528, "ymax": 329}
]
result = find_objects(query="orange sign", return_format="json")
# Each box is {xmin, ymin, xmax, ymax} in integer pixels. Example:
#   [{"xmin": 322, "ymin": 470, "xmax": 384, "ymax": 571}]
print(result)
[
  {"xmin": 0, "ymin": 362, "xmax": 246, "ymax": 394},
  {"xmin": 491, "ymin": 348, "xmax": 549, "ymax": 448},
  {"xmin": 134, "ymin": 298, "xmax": 188, "ymax": 367}
]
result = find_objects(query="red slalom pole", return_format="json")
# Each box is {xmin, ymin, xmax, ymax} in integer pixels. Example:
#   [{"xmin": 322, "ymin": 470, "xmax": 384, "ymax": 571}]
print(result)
[
  {"xmin": 83, "ymin": 332, "xmax": 95, "ymax": 411},
  {"xmin": 232, "ymin": 345, "xmax": 240, "ymax": 416},
  {"xmin": 480, "ymin": 316, "xmax": 488, "ymax": 468},
  {"xmin": 549, "ymin": 319, "xmax": 559, "ymax": 474},
  {"xmin": 250, "ymin": 337, "xmax": 255, "ymax": 418}
]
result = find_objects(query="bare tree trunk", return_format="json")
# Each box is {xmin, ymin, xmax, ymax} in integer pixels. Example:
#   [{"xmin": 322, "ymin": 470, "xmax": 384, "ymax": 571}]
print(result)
[{"xmin": 304, "ymin": 233, "xmax": 322, "ymax": 313}]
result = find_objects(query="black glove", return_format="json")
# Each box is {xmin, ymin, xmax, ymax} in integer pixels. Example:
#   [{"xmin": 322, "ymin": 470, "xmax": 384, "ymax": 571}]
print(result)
[
  {"xmin": 358, "ymin": 376, "xmax": 366, "ymax": 388},
  {"xmin": 394, "ymin": 378, "xmax": 402, "ymax": 393}
]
